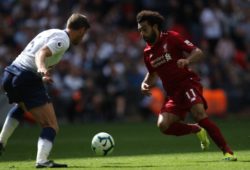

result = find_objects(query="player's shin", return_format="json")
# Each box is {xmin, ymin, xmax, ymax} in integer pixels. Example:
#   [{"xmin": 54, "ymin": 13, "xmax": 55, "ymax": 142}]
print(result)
[
  {"xmin": 36, "ymin": 127, "xmax": 56, "ymax": 164},
  {"xmin": 198, "ymin": 117, "xmax": 233, "ymax": 154},
  {"xmin": 0, "ymin": 105, "xmax": 23, "ymax": 147},
  {"xmin": 163, "ymin": 122, "xmax": 200, "ymax": 136}
]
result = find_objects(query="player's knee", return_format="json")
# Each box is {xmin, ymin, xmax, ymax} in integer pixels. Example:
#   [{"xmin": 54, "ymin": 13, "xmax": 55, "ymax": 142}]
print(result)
[
  {"xmin": 157, "ymin": 120, "xmax": 170, "ymax": 133},
  {"xmin": 157, "ymin": 114, "xmax": 172, "ymax": 133}
]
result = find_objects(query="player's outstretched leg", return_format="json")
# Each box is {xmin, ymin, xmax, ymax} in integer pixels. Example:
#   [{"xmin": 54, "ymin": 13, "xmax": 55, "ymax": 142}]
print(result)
[
  {"xmin": 0, "ymin": 105, "xmax": 24, "ymax": 155},
  {"xmin": 36, "ymin": 127, "xmax": 67, "ymax": 168},
  {"xmin": 35, "ymin": 127, "xmax": 67, "ymax": 168},
  {"xmin": 158, "ymin": 112, "xmax": 201, "ymax": 136},
  {"xmin": 198, "ymin": 117, "xmax": 237, "ymax": 161},
  {"xmin": 196, "ymin": 128, "xmax": 210, "ymax": 150},
  {"xmin": 192, "ymin": 104, "xmax": 237, "ymax": 161},
  {"xmin": 163, "ymin": 122, "xmax": 201, "ymax": 136},
  {"xmin": 30, "ymin": 103, "xmax": 68, "ymax": 167}
]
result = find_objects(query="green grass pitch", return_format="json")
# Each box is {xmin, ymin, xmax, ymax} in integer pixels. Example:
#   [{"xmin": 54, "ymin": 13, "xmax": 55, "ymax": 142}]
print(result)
[{"xmin": 0, "ymin": 116, "xmax": 249, "ymax": 170}]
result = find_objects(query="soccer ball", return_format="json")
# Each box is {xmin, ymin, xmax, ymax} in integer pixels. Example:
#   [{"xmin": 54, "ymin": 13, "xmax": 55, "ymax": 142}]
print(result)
[{"xmin": 91, "ymin": 132, "xmax": 115, "ymax": 156}]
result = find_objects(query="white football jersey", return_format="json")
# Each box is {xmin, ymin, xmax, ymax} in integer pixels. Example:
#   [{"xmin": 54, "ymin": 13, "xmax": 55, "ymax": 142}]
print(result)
[{"xmin": 13, "ymin": 29, "xmax": 70, "ymax": 72}]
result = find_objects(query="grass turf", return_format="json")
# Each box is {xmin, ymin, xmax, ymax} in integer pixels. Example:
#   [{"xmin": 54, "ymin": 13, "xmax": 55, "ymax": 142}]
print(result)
[{"xmin": 0, "ymin": 116, "xmax": 249, "ymax": 170}]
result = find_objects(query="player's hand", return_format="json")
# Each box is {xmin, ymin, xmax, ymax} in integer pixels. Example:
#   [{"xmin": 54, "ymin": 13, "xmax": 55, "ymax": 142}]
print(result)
[
  {"xmin": 177, "ymin": 59, "xmax": 190, "ymax": 68},
  {"xmin": 141, "ymin": 82, "xmax": 152, "ymax": 96},
  {"xmin": 37, "ymin": 67, "xmax": 49, "ymax": 77},
  {"xmin": 42, "ymin": 75, "xmax": 54, "ymax": 84},
  {"xmin": 37, "ymin": 68, "xmax": 53, "ymax": 84}
]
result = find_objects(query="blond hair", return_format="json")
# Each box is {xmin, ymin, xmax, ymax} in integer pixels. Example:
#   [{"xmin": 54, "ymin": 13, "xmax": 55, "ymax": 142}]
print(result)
[{"xmin": 66, "ymin": 13, "xmax": 90, "ymax": 30}]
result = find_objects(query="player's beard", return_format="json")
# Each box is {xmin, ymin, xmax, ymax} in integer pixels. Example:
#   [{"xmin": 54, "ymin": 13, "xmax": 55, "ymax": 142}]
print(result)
[
  {"xmin": 72, "ymin": 39, "xmax": 80, "ymax": 45},
  {"xmin": 143, "ymin": 31, "xmax": 157, "ymax": 45}
]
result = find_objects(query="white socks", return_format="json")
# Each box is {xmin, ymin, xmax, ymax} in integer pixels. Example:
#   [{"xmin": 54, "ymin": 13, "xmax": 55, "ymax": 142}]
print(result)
[
  {"xmin": 0, "ymin": 117, "xmax": 19, "ymax": 147},
  {"xmin": 36, "ymin": 138, "xmax": 53, "ymax": 164},
  {"xmin": 0, "ymin": 116, "xmax": 54, "ymax": 164}
]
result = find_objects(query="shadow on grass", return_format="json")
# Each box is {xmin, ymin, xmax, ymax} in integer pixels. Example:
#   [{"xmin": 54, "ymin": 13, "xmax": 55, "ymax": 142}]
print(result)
[
  {"xmin": 1, "ymin": 118, "xmax": 250, "ymax": 162},
  {"xmin": 196, "ymin": 160, "xmax": 250, "ymax": 163},
  {"xmin": 70, "ymin": 163, "xmax": 195, "ymax": 169},
  {"xmin": 237, "ymin": 160, "xmax": 250, "ymax": 162},
  {"xmin": 195, "ymin": 160, "xmax": 223, "ymax": 163},
  {"xmin": 69, "ymin": 165, "xmax": 167, "ymax": 169}
]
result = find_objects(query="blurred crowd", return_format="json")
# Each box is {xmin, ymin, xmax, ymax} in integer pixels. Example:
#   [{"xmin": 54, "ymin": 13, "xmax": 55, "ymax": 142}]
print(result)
[{"xmin": 0, "ymin": 0, "xmax": 249, "ymax": 122}]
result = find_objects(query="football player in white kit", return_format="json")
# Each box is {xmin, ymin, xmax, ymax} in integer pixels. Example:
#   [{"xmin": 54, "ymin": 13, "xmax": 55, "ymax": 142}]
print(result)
[{"xmin": 0, "ymin": 13, "xmax": 90, "ymax": 168}]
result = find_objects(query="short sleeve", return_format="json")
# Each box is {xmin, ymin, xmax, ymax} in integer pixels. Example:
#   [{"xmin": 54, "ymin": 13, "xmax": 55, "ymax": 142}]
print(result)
[
  {"xmin": 169, "ymin": 31, "xmax": 196, "ymax": 53},
  {"xmin": 46, "ymin": 38, "xmax": 68, "ymax": 55}
]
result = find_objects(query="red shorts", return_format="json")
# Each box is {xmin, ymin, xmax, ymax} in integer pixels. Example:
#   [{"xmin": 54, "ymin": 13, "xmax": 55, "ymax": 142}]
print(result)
[{"xmin": 160, "ymin": 78, "xmax": 207, "ymax": 120}]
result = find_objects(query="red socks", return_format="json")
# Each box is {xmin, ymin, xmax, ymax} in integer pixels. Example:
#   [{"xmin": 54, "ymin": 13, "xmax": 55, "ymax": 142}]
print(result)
[
  {"xmin": 163, "ymin": 118, "xmax": 233, "ymax": 154},
  {"xmin": 162, "ymin": 118, "xmax": 233, "ymax": 154},
  {"xmin": 198, "ymin": 117, "xmax": 233, "ymax": 154},
  {"xmin": 163, "ymin": 122, "xmax": 200, "ymax": 136}
]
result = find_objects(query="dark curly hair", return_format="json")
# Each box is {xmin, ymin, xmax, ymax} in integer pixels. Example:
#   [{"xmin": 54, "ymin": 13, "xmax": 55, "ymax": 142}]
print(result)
[{"xmin": 136, "ymin": 10, "xmax": 165, "ymax": 31}]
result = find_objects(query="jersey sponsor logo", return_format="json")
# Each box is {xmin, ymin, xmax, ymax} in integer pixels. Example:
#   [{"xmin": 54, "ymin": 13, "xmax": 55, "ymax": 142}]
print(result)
[
  {"xmin": 163, "ymin": 43, "xmax": 168, "ymax": 52},
  {"xmin": 150, "ymin": 52, "xmax": 172, "ymax": 68},
  {"xmin": 164, "ymin": 53, "xmax": 171, "ymax": 61}
]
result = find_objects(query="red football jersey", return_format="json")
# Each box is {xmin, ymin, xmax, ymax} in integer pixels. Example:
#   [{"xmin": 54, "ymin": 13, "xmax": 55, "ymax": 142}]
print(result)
[{"xmin": 144, "ymin": 31, "xmax": 200, "ymax": 97}]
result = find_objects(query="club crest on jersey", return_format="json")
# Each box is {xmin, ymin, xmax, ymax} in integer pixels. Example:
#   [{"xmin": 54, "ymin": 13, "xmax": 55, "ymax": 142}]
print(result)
[
  {"xmin": 184, "ymin": 40, "xmax": 193, "ymax": 46},
  {"xmin": 150, "ymin": 52, "xmax": 172, "ymax": 68},
  {"xmin": 163, "ymin": 43, "xmax": 168, "ymax": 52}
]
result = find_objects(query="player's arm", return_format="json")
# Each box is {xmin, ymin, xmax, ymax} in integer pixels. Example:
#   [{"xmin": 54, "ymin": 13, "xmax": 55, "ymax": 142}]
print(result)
[
  {"xmin": 35, "ymin": 46, "xmax": 53, "ymax": 83},
  {"xmin": 141, "ymin": 72, "xmax": 158, "ymax": 96},
  {"xmin": 177, "ymin": 48, "xmax": 204, "ymax": 68},
  {"xmin": 169, "ymin": 31, "xmax": 204, "ymax": 68}
]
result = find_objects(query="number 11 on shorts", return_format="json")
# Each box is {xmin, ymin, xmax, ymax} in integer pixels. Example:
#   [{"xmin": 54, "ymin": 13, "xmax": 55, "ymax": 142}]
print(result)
[{"xmin": 185, "ymin": 89, "xmax": 196, "ymax": 102}]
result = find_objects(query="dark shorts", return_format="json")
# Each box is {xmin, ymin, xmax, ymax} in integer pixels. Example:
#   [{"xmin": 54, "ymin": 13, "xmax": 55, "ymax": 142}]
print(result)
[
  {"xmin": 160, "ymin": 78, "xmax": 207, "ymax": 120},
  {"xmin": 1, "ymin": 65, "xmax": 51, "ymax": 110}
]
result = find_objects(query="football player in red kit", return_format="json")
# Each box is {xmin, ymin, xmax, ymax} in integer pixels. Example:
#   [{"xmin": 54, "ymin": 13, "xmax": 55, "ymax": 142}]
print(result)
[{"xmin": 136, "ymin": 10, "xmax": 236, "ymax": 161}]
